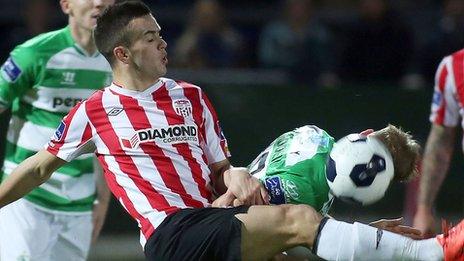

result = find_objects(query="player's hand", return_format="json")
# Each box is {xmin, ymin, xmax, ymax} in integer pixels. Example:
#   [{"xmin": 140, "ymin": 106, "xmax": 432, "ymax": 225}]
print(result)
[
  {"xmin": 212, "ymin": 194, "xmax": 244, "ymax": 207},
  {"xmin": 214, "ymin": 167, "xmax": 269, "ymax": 207},
  {"xmin": 369, "ymin": 217, "xmax": 422, "ymax": 240},
  {"xmin": 413, "ymin": 206, "xmax": 436, "ymax": 238},
  {"xmin": 91, "ymin": 199, "xmax": 109, "ymax": 244}
]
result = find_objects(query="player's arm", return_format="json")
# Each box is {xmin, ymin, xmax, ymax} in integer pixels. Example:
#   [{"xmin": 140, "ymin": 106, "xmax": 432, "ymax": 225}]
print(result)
[
  {"xmin": 209, "ymin": 158, "xmax": 231, "ymax": 195},
  {"xmin": 210, "ymin": 159, "xmax": 269, "ymax": 207},
  {"xmin": 0, "ymin": 46, "xmax": 37, "ymax": 112},
  {"xmin": 0, "ymin": 149, "xmax": 66, "ymax": 208},
  {"xmin": 0, "ymin": 45, "xmax": 38, "ymax": 160},
  {"xmin": 414, "ymin": 124, "xmax": 456, "ymax": 235},
  {"xmin": 413, "ymin": 55, "xmax": 459, "ymax": 236},
  {"xmin": 369, "ymin": 217, "xmax": 422, "ymax": 239},
  {"xmin": 198, "ymin": 88, "xmax": 268, "ymax": 206}
]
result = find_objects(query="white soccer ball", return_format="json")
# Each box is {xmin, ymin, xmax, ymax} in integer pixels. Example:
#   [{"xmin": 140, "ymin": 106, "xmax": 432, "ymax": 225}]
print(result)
[{"xmin": 326, "ymin": 133, "xmax": 394, "ymax": 205}]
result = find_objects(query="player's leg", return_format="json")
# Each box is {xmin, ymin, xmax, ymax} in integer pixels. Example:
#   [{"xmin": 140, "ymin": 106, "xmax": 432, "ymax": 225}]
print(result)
[
  {"xmin": 144, "ymin": 206, "xmax": 252, "ymax": 261},
  {"xmin": 236, "ymin": 204, "xmax": 461, "ymax": 260},
  {"xmin": 0, "ymin": 199, "xmax": 59, "ymax": 260},
  {"xmin": 313, "ymin": 218, "xmax": 444, "ymax": 260},
  {"xmin": 50, "ymin": 213, "xmax": 92, "ymax": 261},
  {"xmin": 235, "ymin": 204, "xmax": 323, "ymax": 260}
]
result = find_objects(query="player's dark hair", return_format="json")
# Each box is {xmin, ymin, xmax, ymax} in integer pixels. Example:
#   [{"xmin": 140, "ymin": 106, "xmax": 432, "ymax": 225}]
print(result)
[
  {"xmin": 94, "ymin": 1, "xmax": 151, "ymax": 65},
  {"xmin": 373, "ymin": 124, "xmax": 421, "ymax": 182}
]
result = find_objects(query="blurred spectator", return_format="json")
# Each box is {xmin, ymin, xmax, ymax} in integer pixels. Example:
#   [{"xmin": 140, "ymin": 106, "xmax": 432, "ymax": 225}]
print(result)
[
  {"xmin": 258, "ymin": 0, "xmax": 338, "ymax": 87},
  {"xmin": 172, "ymin": 0, "xmax": 245, "ymax": 68},
  {"xmin": 0, "ymin": 0, "xmax": 58, "ymax": 62},
  {"xmin": 339, "ymin": 0, "xmax": 413, "ymax": 85},
  {"xmin": 404, "ymin": 0, "xmax": 464, "ymax": 89},
  {"xmin": 17, "ymin": 0, "xmax": 57, "ymax": 38}
]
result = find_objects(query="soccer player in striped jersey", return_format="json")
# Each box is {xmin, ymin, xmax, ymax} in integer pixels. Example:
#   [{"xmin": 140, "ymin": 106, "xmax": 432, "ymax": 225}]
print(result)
[
  {"xmin": 0, "ymin": 2, "xmax": 463, "ymax": 260},
  {"xmin": 0, "ymin": 0, "xmax": 114, "ymax": 260},
  {"xmin": 414, "ymin": 49, "xmax": 464, "ymax": 238}
]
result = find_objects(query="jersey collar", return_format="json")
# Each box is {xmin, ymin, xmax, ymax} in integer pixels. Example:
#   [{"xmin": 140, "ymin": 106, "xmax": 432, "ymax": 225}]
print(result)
[{"xmin": 109, "ymin": 79, "xmax": 165, "ymax": 98}]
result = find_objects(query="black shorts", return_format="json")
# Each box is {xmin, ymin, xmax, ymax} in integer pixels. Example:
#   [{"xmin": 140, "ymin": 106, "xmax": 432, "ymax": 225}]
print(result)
[{"xmin": 144, "ymin": 206, "xmax": 250, "ymax": 261}]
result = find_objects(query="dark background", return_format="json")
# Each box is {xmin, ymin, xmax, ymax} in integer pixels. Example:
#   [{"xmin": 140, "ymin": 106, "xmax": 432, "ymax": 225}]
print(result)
[{"xmin": 0, "ymin": 1, "xmax": 462, "ymax": 252}]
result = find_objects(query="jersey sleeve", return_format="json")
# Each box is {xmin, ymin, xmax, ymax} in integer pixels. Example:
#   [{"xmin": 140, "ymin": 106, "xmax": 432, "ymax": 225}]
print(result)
[
  {"xmin": 46, "ymin": 101, "xmax": 94, "ymax": 162},
  {"xmin": 263, "ymin": 173, "xmax": 331, "ymax": 213},
  {"xmin": 429, "ymin": 56, "xmax": 461, "ymax": 127},
  {"xmin": 200, "ymin": 90, "xmax": 231, "ymax": 165},
  {"xmin": 0, "ymin": 45, "xmax": 37, "ymax": 109}
]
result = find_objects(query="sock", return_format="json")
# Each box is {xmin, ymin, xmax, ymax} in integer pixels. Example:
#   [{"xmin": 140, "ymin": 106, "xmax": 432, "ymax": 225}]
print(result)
[{"xmin": 314, "ymin": 219, "xmax": 443, "ymax": 261}]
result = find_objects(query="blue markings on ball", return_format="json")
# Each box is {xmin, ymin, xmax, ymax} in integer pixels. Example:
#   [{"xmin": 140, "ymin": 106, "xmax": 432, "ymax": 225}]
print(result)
[
  {"xmin": 350, "ymin": 154, "xmax": 386, "ymax": 187},
  {"xmin": 325, "ymin": 156, "xmax": 337, "ymax": 182}
]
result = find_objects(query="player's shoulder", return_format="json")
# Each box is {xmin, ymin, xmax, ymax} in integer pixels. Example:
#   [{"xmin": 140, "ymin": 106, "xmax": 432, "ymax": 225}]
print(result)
[
  {"xmin": 80, "ymin": 88, "xmax": 106, "ymax": 107},
  {"xmin": 294, "ymin": 125, "xmax": 330, "ymax": 136},
  {"xmin": 446, "ymin": 48, "xmax": 464, "ymax": 63},
  {"xmin": 165, "ymin": 77, "xmax": 202, "ymax": 91},
  {"xmin": 292, "ymin": 125, "xmax": 335, "ymax": 145},
  {"xmin": 13, "ymin": 27, "xmax": 72, "ymax": 56}
]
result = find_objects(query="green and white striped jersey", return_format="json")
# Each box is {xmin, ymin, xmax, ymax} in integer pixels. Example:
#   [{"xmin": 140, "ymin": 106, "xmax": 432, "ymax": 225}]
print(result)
[
  {"xmin": 249, "ymin": 125, "xmax": 335, "ymax": 215},
  {"xmin": 0, "ymin": 27, "xmax": 112, "ymax": 213}
]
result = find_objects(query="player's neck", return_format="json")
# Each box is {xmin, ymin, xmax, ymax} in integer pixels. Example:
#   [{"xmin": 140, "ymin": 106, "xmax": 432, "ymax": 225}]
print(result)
[
  {"xmin": 68, "ymin": 22, "xmax": 97, "ymax": 56},
  {"xmin": 113, "ymin": 69, "xmax": 160, "ymax": 92}
]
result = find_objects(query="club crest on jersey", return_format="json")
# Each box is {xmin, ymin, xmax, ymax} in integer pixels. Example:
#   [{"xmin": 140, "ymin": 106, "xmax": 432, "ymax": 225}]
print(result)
[
  {"xmin": 120, "ymin": 124, "xmax": 198, "ymax": 149},
  {"xmin": 1, "ymin": 57, "xmax": 22, "ymax": 82},
  {"xmin": 53, "ymin": 121, "xmax": 67, "ymax": 142},
  {"xmin": 172, "ymin": 99, "xmax": 192, "ymax": 118}
]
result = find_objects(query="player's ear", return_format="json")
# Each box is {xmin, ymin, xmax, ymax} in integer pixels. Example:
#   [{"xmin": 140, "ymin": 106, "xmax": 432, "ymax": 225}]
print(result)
[
  {"xmin": 114, "ymin": 46, "xmax": 131, "ymax": 65},
  {"xmin": 360, "ymin": 129, "xmax": 374, "ymax": 137},
  {"xmin": 60, "ymin": 0, "xmax": 71, "ymax": 15}
]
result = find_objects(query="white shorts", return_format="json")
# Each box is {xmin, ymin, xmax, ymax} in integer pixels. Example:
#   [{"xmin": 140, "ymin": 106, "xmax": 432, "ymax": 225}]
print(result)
[{"xmin": 0, "ymin": 199, "xmax": 92, "ymax": 261}]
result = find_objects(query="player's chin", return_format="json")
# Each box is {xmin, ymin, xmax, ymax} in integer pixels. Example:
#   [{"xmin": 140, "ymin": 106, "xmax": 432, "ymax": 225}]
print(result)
[
  {"xmin": 82, "ymin": 22, "xmax": 97, "ymax": 31},
  {"xmin": 158, "ymin": 66, "xmax": 167, "ymax": 76}
]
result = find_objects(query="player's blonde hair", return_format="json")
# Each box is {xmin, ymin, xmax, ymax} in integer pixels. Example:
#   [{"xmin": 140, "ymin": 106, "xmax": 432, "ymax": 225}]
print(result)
[{"xmin": 372, "ymin": 124, "xmax": 421, "ymax": 182}]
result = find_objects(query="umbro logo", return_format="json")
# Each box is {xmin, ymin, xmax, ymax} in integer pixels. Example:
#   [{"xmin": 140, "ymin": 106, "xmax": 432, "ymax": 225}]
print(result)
[{"xmin": 108, "ymin": 107, "xmax": 123, "ymax": 116}]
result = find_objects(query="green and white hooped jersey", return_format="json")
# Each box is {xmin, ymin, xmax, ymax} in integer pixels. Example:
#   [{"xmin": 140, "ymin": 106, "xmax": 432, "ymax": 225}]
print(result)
[
  {"xmin": 249, "ymin": 125, "xmax": 335, "ymax": 215},
  {"xmin": 0, "ymin": 27, "xmax": 112, "ymax": 213}
]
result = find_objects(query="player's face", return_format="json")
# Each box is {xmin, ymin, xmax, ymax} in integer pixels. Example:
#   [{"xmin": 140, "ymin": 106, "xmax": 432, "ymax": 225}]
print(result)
[
  {"xmin": 128, "ymin": 15, "xmax": 168, "ymax": 79},
  {"xmin": 62, "ymin": 0, "xmax": 115, "ymax": 30}
]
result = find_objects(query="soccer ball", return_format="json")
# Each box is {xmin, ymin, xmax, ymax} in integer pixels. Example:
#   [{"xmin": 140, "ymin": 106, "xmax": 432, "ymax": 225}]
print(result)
[{"xmin": 325, "ymin": 133, "xmax": 394, "ymax": 205}]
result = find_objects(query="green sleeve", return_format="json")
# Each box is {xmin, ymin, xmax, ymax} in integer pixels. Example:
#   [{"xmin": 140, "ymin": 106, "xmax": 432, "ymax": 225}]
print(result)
[
  {"xmin": 0, "ymin": 45, "xmax": 38, "ymax": 108},
  {"xmin": 279, "ymin": 174, "xmax": 320, "ymax": 207},
  {"xmin": 263, "ymin": 174, "xmax": 321, "ymax": 207},
  {"xmin": 262, "ymin": 169, "xmax": 331, "ymax": 212}
]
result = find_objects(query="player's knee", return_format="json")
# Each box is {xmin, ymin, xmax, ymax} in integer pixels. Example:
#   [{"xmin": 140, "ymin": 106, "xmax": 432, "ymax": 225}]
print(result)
[
  {"xmin": 286, "ymin": 204, "xmax": 322, "ymax": 226},
  {"xmin": 278, "ymin": 204, "xmax": 323, "ymax": 246}
]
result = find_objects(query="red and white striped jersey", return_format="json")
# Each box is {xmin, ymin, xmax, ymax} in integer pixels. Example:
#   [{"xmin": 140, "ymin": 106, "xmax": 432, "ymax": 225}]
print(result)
[
  {"xmin": 430, "ymin": 49, "xmax": 464, "ymax": 128},
  {"xmin": 47, "ymin": 77, "xmax": 230, "ymax": 247}
]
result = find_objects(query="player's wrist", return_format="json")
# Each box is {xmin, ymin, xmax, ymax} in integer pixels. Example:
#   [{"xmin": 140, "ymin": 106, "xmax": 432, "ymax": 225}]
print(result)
[{"xmin": 227, "ymin": 167, "xmax": 250, "ymax": 180}]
